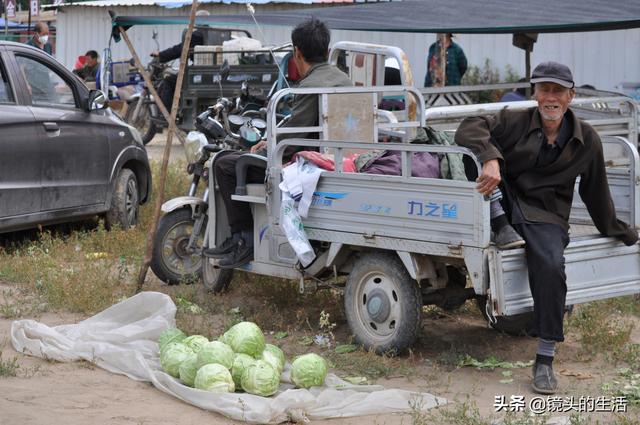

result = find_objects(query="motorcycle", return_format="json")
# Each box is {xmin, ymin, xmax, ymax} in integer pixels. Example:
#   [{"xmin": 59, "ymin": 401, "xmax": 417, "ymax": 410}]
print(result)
[
  {"xmin": 149, "ymin": 95, "xmax": 269, "ymax": 285},
  {"xmin": 122, "ymin": 56, "xmax": 171, "ymax": 145}
]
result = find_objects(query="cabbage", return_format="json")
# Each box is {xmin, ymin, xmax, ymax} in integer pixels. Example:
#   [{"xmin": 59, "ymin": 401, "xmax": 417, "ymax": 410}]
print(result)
[
  {"xmin": 182, "ymin": 335, "xmax": 209, "ymax": 353},
  {"xmin": 158, "ymin": 328, "xmax": 186, "ymax": 353},
  {"xmin": 290, "ymin": 353, "xmax": 327, "ymax": 388},
  {"xmin": 178, "ymin": 352, "xmax": 199, "ymax": 387},
  {"xmin": 241, "ymin": 360, "xmax": 280, "ymax": 397},
  {"xmin": 221, "ymin": 322, "xmax": 265, "ymax": 358},
  {"xmin": 160, "ymin": 342, "xmax": 194, "ymax": 378},
  {"xmin": 196, "ymin": 341, "xmax": 235, "ymax": 369},
  {"xmin": 194, "ymin": 363, "xmax": 235, "ymax": 393},
  {"xmin": 260, "ymin": 344, "xmax": 285, "ymax": 375},
  {"xmin": 231, "ymin": 353, "xmax": 256, "ymax": 390}
]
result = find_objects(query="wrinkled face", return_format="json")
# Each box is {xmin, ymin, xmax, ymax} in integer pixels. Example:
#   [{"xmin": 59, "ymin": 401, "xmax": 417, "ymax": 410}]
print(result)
[
  {"xmin": 534, "ymin": 82, "xmax": 575, "ymax": 122},
  {"xmin": 38, "ymin": 25, "xmax": 49, "ymax": 38}
]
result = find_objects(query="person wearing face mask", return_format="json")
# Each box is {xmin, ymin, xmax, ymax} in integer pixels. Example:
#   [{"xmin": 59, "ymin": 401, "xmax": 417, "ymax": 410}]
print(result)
[
  {"xmin": 455, "ymin": 62, "xmax": 638, "ymax": 395},
  {"xmin": 26, "ymin": 22, "xmax": 53, "ymax": 55}
]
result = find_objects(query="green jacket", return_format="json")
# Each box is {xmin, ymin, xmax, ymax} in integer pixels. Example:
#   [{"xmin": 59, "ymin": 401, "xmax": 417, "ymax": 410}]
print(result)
[
  {"xmin": 454, "ymin": 107, "xmax": 638, "ymax": 245},
  {"xmin": 276, "ymin": 62, "xmax": 352, "ymax": 161},
  {"xmin": 26, "ymin": 37, "xmax": 53, "ymax": 55}
]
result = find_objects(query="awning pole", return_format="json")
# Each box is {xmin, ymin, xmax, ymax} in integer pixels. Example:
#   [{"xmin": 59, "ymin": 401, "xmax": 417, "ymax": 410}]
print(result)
[{"xmin": 121, "ymin": 0, "xmax": 199, "ymax": 292}]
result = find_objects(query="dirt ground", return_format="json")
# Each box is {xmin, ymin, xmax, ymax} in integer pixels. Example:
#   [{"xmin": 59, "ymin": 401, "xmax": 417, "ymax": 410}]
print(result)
[
  {"xmin": 0, "ymin": 135, "xmax": 637, "ymax": 424},
  {"xmin": 1, "ymin": 276, "xmax": 637, "ymax": 425}
]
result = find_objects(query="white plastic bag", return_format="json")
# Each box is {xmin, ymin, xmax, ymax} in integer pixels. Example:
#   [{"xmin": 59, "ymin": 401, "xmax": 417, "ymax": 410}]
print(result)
[
  {"xmin": 279, "ymin": 191, "xmax": 316, "ymax": 267},
  {"xmin": 11, "ymin": 292, "xmax": 446, "ymax": 424}
]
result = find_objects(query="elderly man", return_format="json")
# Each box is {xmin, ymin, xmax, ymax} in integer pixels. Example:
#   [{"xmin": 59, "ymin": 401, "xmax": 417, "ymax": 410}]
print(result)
[
  {"xmin": 26, "ymin": 22, "xmax": 53, "ymax": 55},
  {"xmin": 455, "ymin": 62, "xmax": 638, "ymax": 394},
  {"xmin": 203, "ymin": 18, "xmax": 352, "ymax": 270}
]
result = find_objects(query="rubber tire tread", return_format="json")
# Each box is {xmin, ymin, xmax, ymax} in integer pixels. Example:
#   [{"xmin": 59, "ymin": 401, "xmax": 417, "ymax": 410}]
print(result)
[
  {"xmin": 344, "ymin": 251, "xmax": 422, "ymax": 355},
  {"xmin": 105, "ymin": 168, "xmax": 138, "ymax": 230},
  {"xmin": 202, "ymin": 259, "xmax": 234, "ymax": 294},
  {"xmin": 150, "ymin": 208, "xmax": 204, "ymax": 285}
]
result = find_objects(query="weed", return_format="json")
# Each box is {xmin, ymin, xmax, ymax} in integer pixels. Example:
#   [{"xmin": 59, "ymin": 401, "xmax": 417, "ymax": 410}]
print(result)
[
  {"xmin": 0, "ymin": 351, "xmax": 19, "ymax": 378},
  {"xmin": 326, "ymin": 347, "xmax": 415, "ymax": 382},
  {"xmin": 567, "ymin": 301, "xmax": 635, "ymax": 363},
  {"xmin": 602, "ymin": 368, "xmax": 640, "ymax": 407}
]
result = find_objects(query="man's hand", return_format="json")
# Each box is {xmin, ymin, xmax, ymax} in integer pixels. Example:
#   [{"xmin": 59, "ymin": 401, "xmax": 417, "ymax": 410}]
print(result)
[
  {"xmin": 476, "ymin": 159, "xmax": 501, "ymax": 196},
  {"xmin": 150, "ymin": 51, "xmax": 159, "ymax": 57},
  {"xmin": 250, "ymin": 140, "xmax": 267, "ymax": 153}
]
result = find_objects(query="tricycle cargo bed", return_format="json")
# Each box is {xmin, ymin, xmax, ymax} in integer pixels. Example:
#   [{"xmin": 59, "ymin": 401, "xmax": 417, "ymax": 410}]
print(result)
[{"xmin": 488, "ymin": 232, "xmax": 640, "ymax": 316}]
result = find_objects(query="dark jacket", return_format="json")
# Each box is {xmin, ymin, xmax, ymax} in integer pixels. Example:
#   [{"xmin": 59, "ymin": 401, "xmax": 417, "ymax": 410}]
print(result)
[
  {"xmin": 158, "ymin": 29, "xmax": 204, "ymax": 63},
  {"xmin": 276, "ymin": 62, "xmax": 352, "ymax": 161},
  {"xmin": 424, "ymin": 41, "xmax": 467, "ymax": 87},
  {"xmin": 455, "ymin": 107, "xmax": 638, "ymax": 245},
  {"xmin": 73, "ymin": 63, "xmax": 99, "ymax": 82},
  {"xmin": 26, "ymin": 37, "xmax": 53, "ymax": 55}
]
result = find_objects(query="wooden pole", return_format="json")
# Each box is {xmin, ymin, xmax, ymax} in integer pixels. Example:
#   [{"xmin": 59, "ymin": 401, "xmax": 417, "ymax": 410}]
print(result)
[
  {"xmin": 118, "ymin": 27, "xmax": 187, "ymax": 145},
  {"xmin": 121, "ymin": 0, "xmax": 200, "ymax": 292}
]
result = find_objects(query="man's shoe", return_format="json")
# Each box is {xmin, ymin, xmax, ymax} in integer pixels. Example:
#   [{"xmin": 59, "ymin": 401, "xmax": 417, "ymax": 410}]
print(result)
[
  {"xmin": 218, "ymin": 238, "xmax": 254, "ymax": 269},
  {"xmin": 493, "ymin": 224, "xmax": 525, "ymax": 249},
  {"xmin": 203, "ymin": 236, "xmax": 237, "ymax": 258},
  {"xmin": 531, "ymin": 363, "xmax": 558, "ymax": 394}
]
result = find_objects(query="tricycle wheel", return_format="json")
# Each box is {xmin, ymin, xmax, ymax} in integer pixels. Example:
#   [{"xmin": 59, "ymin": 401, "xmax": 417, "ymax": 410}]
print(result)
[
  {"xmin": 151, "ymin": 208, "xmax": 204, "ymax": 285},
  {"xmin": 202, "ymin": 258, "xmax": 234, "ymax": 294},
  {"xmin": 476, "ymin": 296, "xmax": 535, "ymax": 337},
  {"xmin": 344, "ymin": 252, "xmax": 422, "ymax": 355}
]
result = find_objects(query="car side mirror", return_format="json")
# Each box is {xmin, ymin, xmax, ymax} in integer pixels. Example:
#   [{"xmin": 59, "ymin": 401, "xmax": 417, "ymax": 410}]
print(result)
[{"xmin": 87, "ymin": 89, "xmax": 108, "ymax": 111}]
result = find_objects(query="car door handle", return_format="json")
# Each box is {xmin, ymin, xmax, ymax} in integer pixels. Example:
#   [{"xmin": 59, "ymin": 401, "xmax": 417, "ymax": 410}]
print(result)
[{"xmin": 43, "ymin": 122, "xmax": 59, "ymax": 132}]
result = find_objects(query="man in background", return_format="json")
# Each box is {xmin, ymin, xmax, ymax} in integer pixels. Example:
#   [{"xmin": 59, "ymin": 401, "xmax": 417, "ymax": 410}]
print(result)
[
  {"xmin": 73, "ymin": 50, "xmax": 100, "ymax": 83},
  {"xmin": 26, "ymin": 22, "xmax": 53, "ymax": 55}
]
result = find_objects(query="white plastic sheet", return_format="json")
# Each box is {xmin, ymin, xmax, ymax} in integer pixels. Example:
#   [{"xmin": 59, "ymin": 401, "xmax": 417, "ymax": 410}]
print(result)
[{"xmin": 11, "ymin": 292, "xmax": 446, "ymax": 424}]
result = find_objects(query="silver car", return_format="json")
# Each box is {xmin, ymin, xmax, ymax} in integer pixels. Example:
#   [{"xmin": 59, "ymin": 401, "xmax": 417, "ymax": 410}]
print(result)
[{"xmin": 0, "ymin": 41, "xmax": 151, "ymax": 232}]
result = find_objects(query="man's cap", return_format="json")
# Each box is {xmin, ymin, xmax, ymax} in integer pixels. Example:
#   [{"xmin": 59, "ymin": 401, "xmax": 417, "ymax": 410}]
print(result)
[{"xmin": 531, "ymin": 61, "xmax": 574, "ymax": 89}]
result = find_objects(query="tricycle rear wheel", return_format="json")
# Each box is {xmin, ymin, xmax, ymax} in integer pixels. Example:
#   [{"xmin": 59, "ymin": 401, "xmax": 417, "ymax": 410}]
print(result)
[{"xmin": 344, "ymin": 252, "xmax": 422, "ymax": 355}]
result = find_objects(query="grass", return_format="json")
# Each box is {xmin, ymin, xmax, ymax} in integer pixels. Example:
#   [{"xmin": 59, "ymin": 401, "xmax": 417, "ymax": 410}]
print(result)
[
  {"xmin": 0, "ymin": 161, "xmax": 190, "ymax": 315},
  {"xmin": 566, "ymin": 299, "xmax": 639, "ymax": 365},
  {"xmin": 0, "ymin": 350, "xmax": 19, "ymax": 378}
]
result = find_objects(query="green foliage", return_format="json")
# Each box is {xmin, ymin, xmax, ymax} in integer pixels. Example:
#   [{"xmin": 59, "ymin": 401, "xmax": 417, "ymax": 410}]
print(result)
[{"xmin": 462, "ymin": 59, "xmax": 523, "ymax": 103}]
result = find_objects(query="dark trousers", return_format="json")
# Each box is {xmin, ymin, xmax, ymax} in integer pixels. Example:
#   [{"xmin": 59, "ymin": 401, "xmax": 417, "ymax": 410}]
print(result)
[
  {"xmin": 462, "ymin": 155, "xmax": 569, "ymax": 341},
  {"xmin": 512, "ymin": 222, "xmax": 570, "ymax": 342},
  {"xmin": 215, "ymin": 151, "xmax": 266, "ymax": 234}
]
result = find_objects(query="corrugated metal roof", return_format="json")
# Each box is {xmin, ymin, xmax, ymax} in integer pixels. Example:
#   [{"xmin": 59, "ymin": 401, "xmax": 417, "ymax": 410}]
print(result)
[{"xmin": 55, "ymin": 0, "xmax": 380, "ymax": 8}]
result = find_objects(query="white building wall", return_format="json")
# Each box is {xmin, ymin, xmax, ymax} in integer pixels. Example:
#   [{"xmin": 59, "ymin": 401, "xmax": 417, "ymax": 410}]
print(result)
[{"xmin": 57, "ymin": 5, "xmax": 640, "ymax": 91}]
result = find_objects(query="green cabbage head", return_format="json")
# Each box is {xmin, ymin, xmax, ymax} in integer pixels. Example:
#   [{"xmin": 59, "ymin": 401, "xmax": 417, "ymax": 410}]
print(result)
[
  {"xmin": 231, "ymin": 353, "xmax": 256, "ymax": 390},
  {"xmin": 160, "ymin": 342, "xmax": 194, "ymax": 378},
  {"xmin": 220, "ymin": 322, "xmax": 265, "ymax": 358},
  {"xmin": 178, "ymin": 352, "xmax": 199, "ymax": 387},
  {"xmin": 241, "ymin": 360, "xmax": 280, "ymax": 397},
  {"xmin": 194, "ymin": 363, "xmax": 235, "ymax": 393},
  {"xmin": 182, "ymin": 335, "xmax": 209, "ymax": 353},
  {"xmin": 291, "ymin": 353, "xmax": 327, "ymax": 388},
  {"xmin": 196, "ymin": 341, "xmax": 235, "ymax": 369},
  {"xmin": 158, "ymin": 328, "xmax": 186, "ymax": 353},
  {"xmin": 260, "ymin": 344, "xmax": 285, "ymax": 375}
]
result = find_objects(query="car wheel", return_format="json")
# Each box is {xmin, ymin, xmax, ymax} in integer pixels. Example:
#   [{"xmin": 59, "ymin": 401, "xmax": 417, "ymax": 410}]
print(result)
[
  {"xmin": 151, "ymin": 208, "xmax": 204, "ymax": 285},
  {"xmin": 106, "ymin": 168, "xmax": 139, "ymax": 230},
  {"xmin": 344, "ymin": 251, "xmax": 422, "ymax": 355}
]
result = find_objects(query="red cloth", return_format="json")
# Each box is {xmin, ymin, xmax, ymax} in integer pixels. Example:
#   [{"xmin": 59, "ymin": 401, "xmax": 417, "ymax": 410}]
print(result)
[
  {"xmin": 291, "ymin": 151, "xmax": 357, "ymax": 173},
  {"xmin": 74, "ymin": 55, "xmax": 87, "ymax": 70}
]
